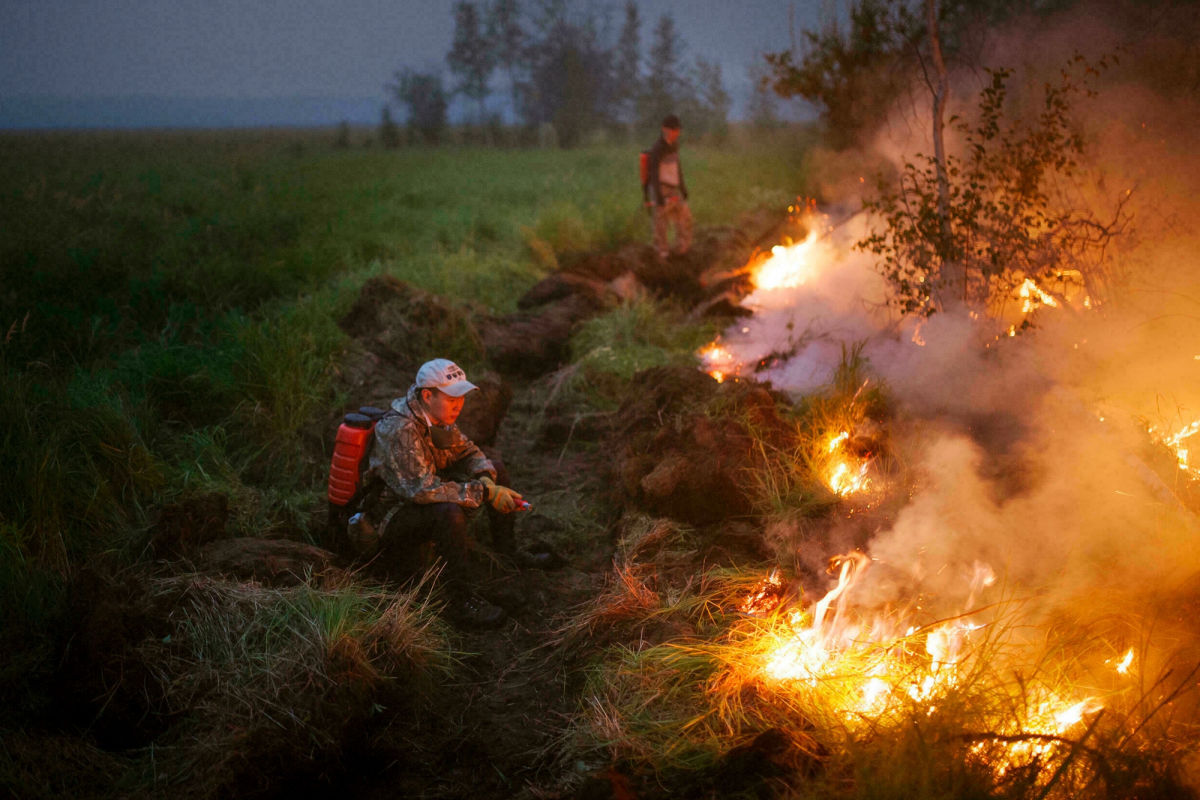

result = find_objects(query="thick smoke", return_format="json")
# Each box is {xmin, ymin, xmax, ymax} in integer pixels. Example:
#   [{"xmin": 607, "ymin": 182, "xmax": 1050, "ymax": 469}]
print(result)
[
  {"xmin": 732, "ymin": 0, "xmax": 1200, "ymax": 623},
  {"xmin": 719, "ymin": 215, "xmax": 891, "ymax": 395}
]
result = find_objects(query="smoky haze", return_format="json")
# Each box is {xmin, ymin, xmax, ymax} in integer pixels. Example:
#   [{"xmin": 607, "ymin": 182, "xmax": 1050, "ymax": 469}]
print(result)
[{"xmin": 725, "ymin": 1, "xmax": 1200, "ymax": 633}]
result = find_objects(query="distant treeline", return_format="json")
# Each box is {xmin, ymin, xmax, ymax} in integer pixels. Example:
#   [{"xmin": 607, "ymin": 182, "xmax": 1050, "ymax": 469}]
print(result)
[{"xmin": 378, "ymin": 0, "xmax": 782, "ymax": 148}]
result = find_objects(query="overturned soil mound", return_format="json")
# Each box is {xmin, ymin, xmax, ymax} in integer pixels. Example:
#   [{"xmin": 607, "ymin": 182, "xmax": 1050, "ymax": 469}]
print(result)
[
  {"xmin": 607, "ymin": 365, "xmax": 796, "ymax": 528},
  {"xmin": 334, "ymin": 207, "xmax": 788, "ymax": 402},
  {"xmin": 482, "ymin": 208, "xmax": 788, "ymax": 380}
]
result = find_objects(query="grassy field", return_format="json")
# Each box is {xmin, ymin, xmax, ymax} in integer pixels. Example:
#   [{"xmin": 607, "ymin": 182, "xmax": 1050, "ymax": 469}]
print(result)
[
  {"xmin": 0, "ymin": 127, "xmax": 809, "ymax": 557},
  {"xmin": 0, "ymin": 127, "xmax": 813, "ymax": 761},
  {"xmin": 5, "ymin": 124, "xmax": 1198, "ymax": 799}
]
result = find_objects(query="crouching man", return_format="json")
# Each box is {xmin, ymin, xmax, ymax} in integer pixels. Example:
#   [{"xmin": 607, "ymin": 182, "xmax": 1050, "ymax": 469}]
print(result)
[{"xmin": 366, "ymin": 358, "xmax": 525, "ymax": 627}]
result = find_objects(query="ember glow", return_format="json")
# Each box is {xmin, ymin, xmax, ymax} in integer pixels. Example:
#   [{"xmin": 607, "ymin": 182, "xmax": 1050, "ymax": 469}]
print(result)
[
  {"xmin": 824, "ymin": 431, "xmax": 872, "ymax": 497},
  {"xmin": 991, "ymin": 271, "xmax": 1092, "ymax": 340},
  {"xmin": 698, "ymin": 342, "xmax": 738, "ymax": 384},
  {"xmin": 967, "ymin": 693, "xmax": 1105, "ymax": 779},
  {"xmin": 1017, "ymin": 278, "xmax": 1060, "ymax": 313},
  {"xmin": 739, "ymin": 569, "xmax": 784, "ymax": 615},
  {"xmin": 1153, "ymin": 419, "xmax": 1200, "ymax": 479}
]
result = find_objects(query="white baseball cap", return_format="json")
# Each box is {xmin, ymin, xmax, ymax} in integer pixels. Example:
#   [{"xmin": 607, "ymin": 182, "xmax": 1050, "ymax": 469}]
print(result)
[{"xmin": 414, "ymin": 358, "xmax": 478, "ymax": 397}]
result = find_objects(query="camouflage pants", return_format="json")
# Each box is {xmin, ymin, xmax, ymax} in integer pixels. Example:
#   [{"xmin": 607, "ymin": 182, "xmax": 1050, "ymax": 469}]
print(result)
[{"xmin": 651, "ymin": 191, "xmax": 692, "ymax": 259}]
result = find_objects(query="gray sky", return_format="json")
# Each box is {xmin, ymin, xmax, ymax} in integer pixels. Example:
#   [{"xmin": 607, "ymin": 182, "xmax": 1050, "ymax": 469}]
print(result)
[{"xmin": 0, "ymin": 0, "xmax": 815, "ymax": 99}]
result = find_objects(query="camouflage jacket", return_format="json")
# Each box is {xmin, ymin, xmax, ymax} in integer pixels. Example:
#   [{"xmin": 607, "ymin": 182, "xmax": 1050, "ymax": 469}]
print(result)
[{"xmin": 366, "ymin": 388, "xmax": 495, "ymax": 508}]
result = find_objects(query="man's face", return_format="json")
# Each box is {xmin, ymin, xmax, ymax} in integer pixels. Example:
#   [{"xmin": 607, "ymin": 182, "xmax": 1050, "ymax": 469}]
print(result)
[
  {"xmin": 423, "ymin": 388, "xmax": 465, "ymax": 426},
  {"xmin": 663, "ymin": 126, "xmax": 681, "ymax": 145}
]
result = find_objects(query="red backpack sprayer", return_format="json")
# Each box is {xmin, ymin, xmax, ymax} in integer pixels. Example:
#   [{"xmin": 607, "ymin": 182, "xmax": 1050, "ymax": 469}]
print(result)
[{"xmin": 326, "ymin": 405, "xmax": 387, "ymax": 551}]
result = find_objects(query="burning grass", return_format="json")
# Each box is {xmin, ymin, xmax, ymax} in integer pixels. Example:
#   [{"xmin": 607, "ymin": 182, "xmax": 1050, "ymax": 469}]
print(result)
[
  {"xmin": 558, "ymin": 356, "xmax": 1200, "ymax": 794},
  {"xmin": 601, "ymin": 197, "xmax": 1200, "ymax": 797},
  {"xmin": 732, "ymin": 343, "xmax": 895, "ymax": 524},
  {"xmin": 1149, "ymin": 417, "xmax": 1200, "ymax": 485},
  {"xmin": 695, "ymin": 215, "xmax": 898, "ymax": 522},
  {"xmin": 571, "ymin": 561, "xmax": 1200, "ymax": 798}
]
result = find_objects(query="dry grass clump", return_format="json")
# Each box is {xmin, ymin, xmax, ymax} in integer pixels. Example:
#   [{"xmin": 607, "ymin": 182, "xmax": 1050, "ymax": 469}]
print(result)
[
  {"xmin": 156, "ymin": 568, "xmax": 451, "ymax": 723},
  {"xmin": 614, "ymin": 514, "xmax": 697, "ymax": 568},
  {"xmin": 63, "ymin": 569, "xmax": 452, "ymax": 798},
  {"xmin": 549, "ymin": 514, "xmax": 804, "ymax": 659},
  {"xmin": 549, "ymin": 515, "xmax": 729, "ymax": 653},
  {"xmin": 0, "ymin": 730, "xmax": 131, "ymax": 800}
]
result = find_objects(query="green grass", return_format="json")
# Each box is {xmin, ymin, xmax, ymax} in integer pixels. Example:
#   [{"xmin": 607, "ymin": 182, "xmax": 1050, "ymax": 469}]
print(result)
[
  {"xmin": 0, "ymin": 129, "xmax": 813, "ymax": 759},
  {"xmin": 0, "ymin": 130, "xmax": 811, "ymax": 371},
  {"xmin": 564, "ymin": 296, "xmax": 723, "ymax": 411},
  {"xmin": 1, "ymin": 128, "xmax": 809, "ymax": 570}
]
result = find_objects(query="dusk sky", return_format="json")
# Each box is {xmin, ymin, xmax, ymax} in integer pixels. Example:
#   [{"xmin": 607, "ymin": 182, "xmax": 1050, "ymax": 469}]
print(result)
[{"xmin": 0, "ymin": 1, "xmax": 819, "ymax": 127}]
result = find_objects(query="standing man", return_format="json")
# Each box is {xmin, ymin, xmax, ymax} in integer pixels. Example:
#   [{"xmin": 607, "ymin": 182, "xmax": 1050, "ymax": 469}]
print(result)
[
  {"xmin": 644, "ymin": 113, "xmax": 692, "ymax": 261},
  {"xmin": 366, "ymin": 358, "xmax": 525, "ymax": 627}
]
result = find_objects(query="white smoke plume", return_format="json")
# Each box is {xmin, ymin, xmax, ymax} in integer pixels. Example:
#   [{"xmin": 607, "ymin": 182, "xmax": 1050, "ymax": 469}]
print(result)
[{"xmin": 725, "ymin": 0, "xmax": 1200, "ymax": 626}]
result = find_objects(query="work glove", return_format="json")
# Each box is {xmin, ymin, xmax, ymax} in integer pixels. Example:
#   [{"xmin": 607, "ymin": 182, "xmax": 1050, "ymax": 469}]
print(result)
[{"xmin": 478, "ymin": 476, "xmax": 525, "ymax": 514}]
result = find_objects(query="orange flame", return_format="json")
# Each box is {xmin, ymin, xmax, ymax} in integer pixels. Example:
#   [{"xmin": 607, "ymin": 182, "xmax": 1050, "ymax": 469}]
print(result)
[
  {"xmin": 1164, "ymin": 420, "xmax": 1200, "ymax": 477},
  {"xmin": 829, "ymin": 461, "xmax": 871, "ymax": 496},
  {"xmin": 739, "ymin": 569, "xmax": 784, "ymax": 615},
  {"xmin": 1017, "ymin": 278, "xmax": 1059, "ymax": 313},
  {"xmin": 994, "ymin": 272, "xmax": 1091, "ymax": 343},
  {"xmin": 741, "ymin": 552, "xmax": 1125, "ymax": 753},
  {"xmin": 752, "ymin": 229, "xmax": 822, "ymax": 291},
  {"xmin": 826, "ymin": 431, "xmax": 871, "ymax": 497},
  {"xmin": 695, "ymin": 203, "xmax": 834, "ymax": 381},
  {"xmin": 699, "ymin": 342, "xmax": 737, "ymax": 383},
  {"xmin": 1149, "ymin": 419, "xmax": 1200, "ymax": 479},
  {"xmin": 763, "ymin": 553, "xmax": 872, "ymax": 682}
]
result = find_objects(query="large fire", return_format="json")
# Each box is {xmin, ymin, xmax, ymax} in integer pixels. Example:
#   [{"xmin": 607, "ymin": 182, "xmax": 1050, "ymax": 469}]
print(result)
[{"xmin": 603, "ymin": 189, "xmax": 1200, "ymax": 792}]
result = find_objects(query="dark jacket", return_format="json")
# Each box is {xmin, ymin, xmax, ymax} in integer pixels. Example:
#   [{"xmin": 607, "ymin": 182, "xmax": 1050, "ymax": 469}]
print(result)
[
  {"xmin": 645, "ymin": 135, "xmax": 688, "ymax": 206},
  {"xmin": 367, "ymin": 387, "xmax": 495, "ymax": 508}
]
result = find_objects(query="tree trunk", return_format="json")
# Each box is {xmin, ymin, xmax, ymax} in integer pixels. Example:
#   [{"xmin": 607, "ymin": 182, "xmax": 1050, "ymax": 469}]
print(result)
[{"xmin": 926, "ymin": 0, "xmax": 961, "ymax": 308}]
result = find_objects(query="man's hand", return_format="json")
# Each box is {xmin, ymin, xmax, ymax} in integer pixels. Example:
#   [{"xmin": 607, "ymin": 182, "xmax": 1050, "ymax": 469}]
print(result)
[{"xmin": 479, "ymin": 476, "xmax": 526, "ymax": 514}]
